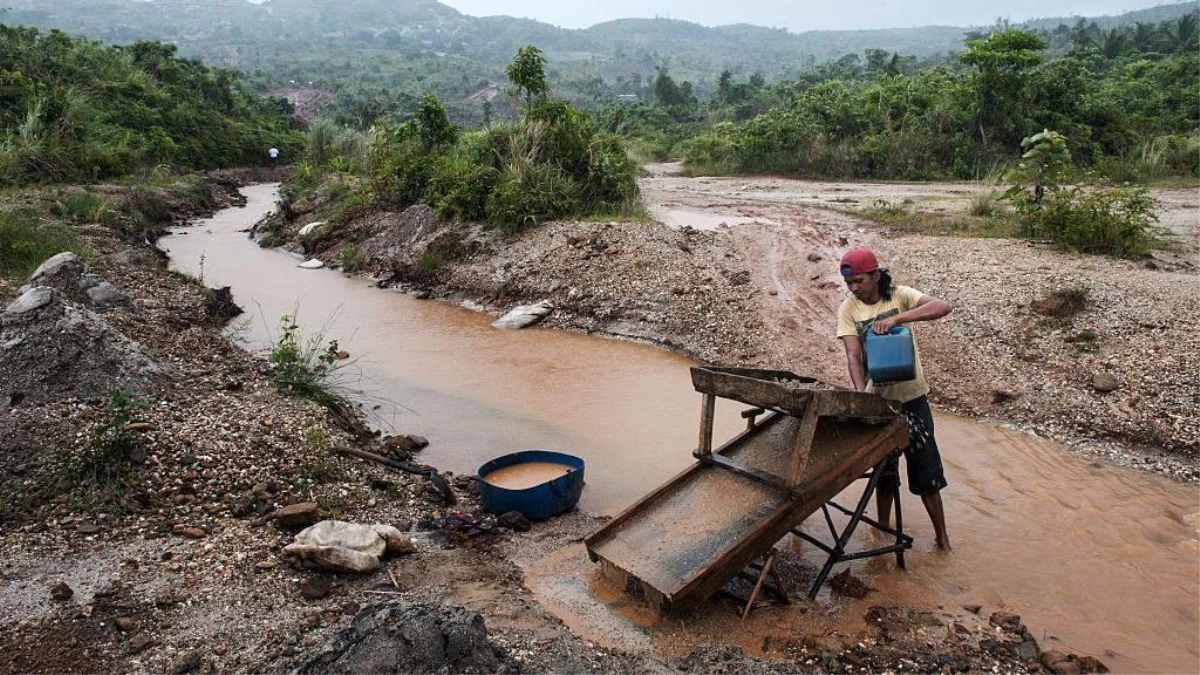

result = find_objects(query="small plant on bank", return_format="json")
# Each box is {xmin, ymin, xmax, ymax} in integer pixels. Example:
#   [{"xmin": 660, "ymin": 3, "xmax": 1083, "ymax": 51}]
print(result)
[
  {"xmin": 74, "ymin": 390, "xmax": 150, "ymax": 498},
  {"xmin": 340, "ymin": 244, "xmax": 365, "ymax": 273},
  {"xmin": 0, "ymin": 209, "xmax": 82, "ymax": 280},
  {"xmin": 267, "ymin": 314, "xmax": 362, "ymax": 430}
]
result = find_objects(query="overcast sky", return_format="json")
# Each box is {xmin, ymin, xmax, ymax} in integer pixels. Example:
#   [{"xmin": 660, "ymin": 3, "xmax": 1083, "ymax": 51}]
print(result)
[{"xmin": 439, "ymin": 0, "xmax": 1176, "ymax": 31}]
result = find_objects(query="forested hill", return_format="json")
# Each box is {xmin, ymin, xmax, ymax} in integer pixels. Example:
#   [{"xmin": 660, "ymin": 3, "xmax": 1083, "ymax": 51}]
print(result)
[
  {"xmin": 5, "ymin": 0, "xmax": 1196, "ymax": 87},
  {"xmin": 0, "ymin": 26, "xmax": 301, "ymax": 185}
]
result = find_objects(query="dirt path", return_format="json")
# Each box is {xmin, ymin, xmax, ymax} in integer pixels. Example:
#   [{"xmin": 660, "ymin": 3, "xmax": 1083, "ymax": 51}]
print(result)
[
  {"xmin": 643, "ymin": 161, "xmax": 1200, "ymax": 251},
  {"xmin": 639, "ymin": 164, "xmax": 1200, "ymax": 466}
]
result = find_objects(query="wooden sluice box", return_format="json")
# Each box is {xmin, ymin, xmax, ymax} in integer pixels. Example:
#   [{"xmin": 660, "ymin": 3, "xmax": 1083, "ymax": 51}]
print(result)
[{"xmin": 584, "ymin": 367, "xmax": 912, "ymax": 614}]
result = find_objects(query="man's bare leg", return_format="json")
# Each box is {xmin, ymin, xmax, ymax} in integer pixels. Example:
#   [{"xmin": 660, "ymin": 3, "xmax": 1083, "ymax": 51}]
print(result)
[
  {"xmin": 921, "ymin": 492, "xmax": 951, "ymax": 550},
  {"xmin": 876, "ymin": 484, "xmax": 896, "ymax": 530}
]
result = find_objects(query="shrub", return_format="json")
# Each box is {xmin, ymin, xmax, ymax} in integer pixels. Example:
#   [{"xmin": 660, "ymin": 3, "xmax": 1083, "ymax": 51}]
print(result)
[
  {"xmin": 1032, "ymin": 286, "xmax": 1090, "ymax": 318},
  {"xmin": 0, "ymin": 209, "xmax": 81, "ymax": 280},
  {"xmin": 487, "ymin": 162, "xmax": 581, "ymax": 233},
  {"xmin": 969, "ymin": 188, "xmax": 1000, "ymax": 217},
  {"xmin": 61, "ymin": 190, "xmax": 117, "ymax": 225},
  {"xmin": 1026, "ymin": 187, "xmax": 1158, "ymax": 257},
  {"xmin": 425, "ymin": 154, "xmax": 499, "ymax": 221},
  {"xmin": 340, "ymin": 244, "xmax": 365, "ymax": 273},
  {"xmin": 268, "ymin": 315, "xmax": 352, "ymax": 416}
]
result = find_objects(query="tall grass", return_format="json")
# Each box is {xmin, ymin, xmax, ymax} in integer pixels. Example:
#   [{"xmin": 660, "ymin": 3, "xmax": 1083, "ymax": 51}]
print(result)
[{"xmin": 0, "ymin": 209, "xmax": 82, "ymax": 280}]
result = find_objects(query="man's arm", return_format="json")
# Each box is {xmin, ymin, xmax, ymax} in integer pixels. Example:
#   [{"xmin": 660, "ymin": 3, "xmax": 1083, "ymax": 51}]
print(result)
[
  {"xmin": 873, "ymin": 294, "xmax": 952, "ymax": 334},
  {"xmin": 841, "ymin": 335, "xmax": 868, "ymax": 392}
]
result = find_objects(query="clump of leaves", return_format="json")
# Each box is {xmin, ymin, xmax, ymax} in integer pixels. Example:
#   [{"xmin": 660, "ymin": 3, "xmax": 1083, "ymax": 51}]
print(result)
[{"xmin": 1032, "ymin": 286, "xmax": 1090, "ymax": 318}]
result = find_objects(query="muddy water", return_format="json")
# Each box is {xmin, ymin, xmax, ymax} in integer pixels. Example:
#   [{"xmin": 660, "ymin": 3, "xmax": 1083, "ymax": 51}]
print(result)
[
  {"xmin": 482, "ymin": 462, "xmax": 574, "ymax": 490},
  {"xmin": 161, "ymin": 184, "xmax": 745, "ymax": 512},
  {"xmin": 163, "ymin": 185, "xmax": 1199, "ymax": 674}
]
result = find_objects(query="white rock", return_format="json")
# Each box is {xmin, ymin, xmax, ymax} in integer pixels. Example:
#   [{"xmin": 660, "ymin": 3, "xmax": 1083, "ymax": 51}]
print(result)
[
  {"xmin": 298, "ymin": 221, "xmax": 325, "ymax": 237},
  {"xmin": 4, "ymin": 286, "xmax": 54, "ymax": 315},
  {"xmin": 298, "ymin": 259, "xmax": 325, "ymax": 270},
  {"xmin": 492, "ymin": 300, "xmax": 554, "ymax": 329}
]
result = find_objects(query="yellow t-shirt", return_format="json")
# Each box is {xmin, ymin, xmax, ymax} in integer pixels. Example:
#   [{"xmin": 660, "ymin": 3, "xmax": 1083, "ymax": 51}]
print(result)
[{"xmin": 836, "ymin": 284, "xmax": 929, "ymax": 403}]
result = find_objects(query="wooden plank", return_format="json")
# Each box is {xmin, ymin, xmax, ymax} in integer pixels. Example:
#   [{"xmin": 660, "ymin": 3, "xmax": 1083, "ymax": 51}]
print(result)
[
  {"xmin": 670, "ymin": 420, "xmax": 908, "ymax": 608},
  {"xmin": 696, "ymin": 453, "xmax": 795, "ymax": 495},
  {"xmin": 786, "ymin": 405, "xmax": 820, "ymax": 489},
  {"xmin": 698, "ymin": 393, "xmax": 716, "ymax": 457},
  {"xmin": 585, "ymin": 413, "xmax": 784, "ymax": 551}
]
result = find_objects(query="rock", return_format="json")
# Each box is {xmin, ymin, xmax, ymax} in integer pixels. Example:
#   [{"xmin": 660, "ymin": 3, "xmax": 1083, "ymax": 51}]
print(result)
[
  {"xmin": 50, "ymin": 581, "xmax": 74, "ymax": 602},
  {"xmin": 300, "ymin": 577, "xmax": 332, "ymax": 600},
  {"xmin": 283, "ymin": 521, "xmax": 411, "ymax": 573},
  {"xmin": 85, "ymin": 282, "xmax": 127, "ymax": 309},
  {"xmin": 1018, "ymin": 640, "xmax": 1040, "ymax": 660},
  {"xmin": 299, "ymin": 221, "xmax": 326, "ymax": 237},
  {"xmin": 27, "ymin": 252, "xmax": 86, "ymax": 286},
  {"xmin": 829, "ymin": 569, "xmax": 873, "ymax": 598},
  {"xmin": 963, "ymin": 604, "xmax": 982, "ymax": 615},
  {"xmin": 492, "ymin": 300, "xmax": 554, "ymax": 329},
  {"xmin": 992, "ymin": 390, "xmax": 1017, "ymax": 404},
  {"xmin": 341, "ymin": 601, "xmax": 361, "ymax": 616},
  {"xmin": 1092, "ymin": 372, "xmax": 1119, "ymax": 393},
  {"xmin": 114, "ymin": 617, "xmax": 136, "ymax": 632},
  {"xmin": 299, "ymin": 259, "xmax": 325, "ymax": 269},
  {"xmin": 301, "ymin": 602, "xmax": 500, "ymax": 674},
  {"xmin": 1041, "ymin": 651, "xmax": 1069, "ymax": 667},
  {"xmin": 277, "ymin": 502, "xmax": 321, "ymax": 529},
  {"xmin": 4, "ymin": 287, "xmax": 54, "ymax": 315},
  {"xmin": 496, "ymin": 511, "xmax": 531, "ymax": 532},
  {"xmin": 383, "ymin": 434, "xmax": 429, "ymax": 454},
  {"xmin": 171, "ymin": 649, "xmax": 202, "ymax": 674},
  {"xmin": 807, "ymin": 252, "xmax": 823, "ymax": 262},
  {"xmin": 203, "ymin": 286, "xmax": 243, "ymax": 324},
  {"xmin": 0, "ymin": 290, "xmax": 170, "ymax": 405},
  {"xmin": 76, "ymin": 522, "xmax": 103, "ymax": 535},
  {"xmin": 1074, "ymin": 656, "xmax": 1110, "ymax": 673},
  {"xmin": 989, "ymin": 611, "xmax": 1022, "ymax": 631},
  {"xmin": 413, "ymin": 289, "xmax": 432, "ymax": 300},
  {"xmin": 172, "ymin": 525, "xmax": 207, "ymax": 539},
  {"xmin": 128, "ymin": 633, "xmax": 153, "ymax": 654},
  {"xmin": 20, "ymin": 253, "xmax": 128, "ymax": 310},
  {"xmin": 1050, "ymin": 661, "xmax": 1083, "ymax": 675}
]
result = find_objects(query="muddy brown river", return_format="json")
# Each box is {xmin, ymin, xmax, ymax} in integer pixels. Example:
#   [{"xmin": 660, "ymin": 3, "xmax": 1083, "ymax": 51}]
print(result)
[{"xmin": 162, "ymin": 184, "xmax": 1199, "ymax": 674}]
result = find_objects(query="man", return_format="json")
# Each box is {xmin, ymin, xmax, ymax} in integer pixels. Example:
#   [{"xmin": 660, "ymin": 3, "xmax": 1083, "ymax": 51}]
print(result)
[
  {"xmin": 835, "ymin": 246, "xmax": 953, "ymax": 550},
  {"xmin": 268, "ymin": 147, "xmax": 280, "ymax": 168}
]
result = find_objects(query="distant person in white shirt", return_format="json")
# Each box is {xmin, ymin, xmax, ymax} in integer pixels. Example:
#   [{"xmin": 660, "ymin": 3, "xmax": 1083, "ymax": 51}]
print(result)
[{"xmin": 268, "ymin": 147, "xmax": 280, "ymax": 168}]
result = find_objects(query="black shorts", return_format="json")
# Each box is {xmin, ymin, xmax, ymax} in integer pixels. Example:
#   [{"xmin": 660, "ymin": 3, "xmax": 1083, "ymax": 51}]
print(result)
[{"xmin": 881, "ymin": 395, "xmax": 947, "ymax": 496}]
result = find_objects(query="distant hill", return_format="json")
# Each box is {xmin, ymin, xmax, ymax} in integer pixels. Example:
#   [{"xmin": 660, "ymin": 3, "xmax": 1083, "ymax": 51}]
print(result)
[
  {"xmin": 3, "ymin": 0, "xmax": 1195, "ymax": 112},
  {"xmin": 1022, "ymin": 2, "xmax": 1200, "ymax": 30}
]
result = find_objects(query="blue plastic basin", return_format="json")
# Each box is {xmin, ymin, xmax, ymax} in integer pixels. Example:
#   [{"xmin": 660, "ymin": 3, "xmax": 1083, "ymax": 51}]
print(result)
[
  {"xmin": 477, "ymin": 450, "xmax": 585, "ymax": 521},
  {"xmin": 865, "ymin": 326, "xmax": 916, "ymax": 383}
]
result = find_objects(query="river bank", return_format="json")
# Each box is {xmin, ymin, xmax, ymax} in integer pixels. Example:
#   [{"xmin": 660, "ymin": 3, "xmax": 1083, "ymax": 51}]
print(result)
[
  {"xmin": 0, "ymin": 176, "xmax": 1051, "ymax": 667},
  {"xmin": 267, "ymin": 170, "xmax": 1199, "ymax": 480}
]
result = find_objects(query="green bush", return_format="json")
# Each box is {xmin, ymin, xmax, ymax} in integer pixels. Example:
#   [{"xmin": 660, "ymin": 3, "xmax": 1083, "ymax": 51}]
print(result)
[
  {"xmin": 487, "ymin": 162, "xmax": 581, "ymax": 233},
  {"xmin": 426, "ymin": 154, "xmax": 499, "ymax": 221},
  {"xmin": 0, "ymin": 210, "xmax": 81, "ymax": 280},
  {"xmin": 1026, "ymin": 187, "xmax": 1158, "ymax": 257},
  {"xmin": 0, "ymin": 27, "xmax": 302, "ymax": 185},
  {"xmin": 340, "ymin": 245, "xmax": 365, "ymax": 273}
]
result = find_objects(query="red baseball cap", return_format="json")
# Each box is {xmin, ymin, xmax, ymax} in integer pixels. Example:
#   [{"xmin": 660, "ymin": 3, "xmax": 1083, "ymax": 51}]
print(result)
[{"xmin": 840, "ymin": 247, "xmax": 879, "ymax": 276}]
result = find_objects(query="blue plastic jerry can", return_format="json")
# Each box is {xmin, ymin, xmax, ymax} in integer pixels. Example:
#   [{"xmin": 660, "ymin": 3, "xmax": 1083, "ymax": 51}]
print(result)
[{"xmin": 865, "ymin": 326, "xmax": 916, "ymax": 383}]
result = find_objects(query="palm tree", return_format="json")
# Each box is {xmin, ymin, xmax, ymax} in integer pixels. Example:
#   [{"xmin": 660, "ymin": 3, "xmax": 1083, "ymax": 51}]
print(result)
[
  {"xmin": 1130, "ymin": 22, "xmax": 1159, "ymax": 53},
  {"xmin": 1162, "ymin": 14, "xmax": 1199, "ymax": 53},
  {"xmin": 1097, "ymin": 27, "xmax": 1127, "ymax": 59}
]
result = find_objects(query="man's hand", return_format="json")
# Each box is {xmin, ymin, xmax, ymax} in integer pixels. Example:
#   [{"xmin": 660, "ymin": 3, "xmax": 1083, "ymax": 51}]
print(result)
[{"xmin": 873, "ymin": 316, "xmax": 900, "ymax": 334}]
